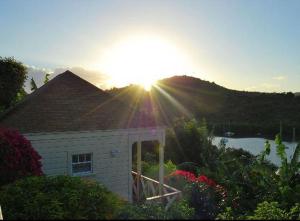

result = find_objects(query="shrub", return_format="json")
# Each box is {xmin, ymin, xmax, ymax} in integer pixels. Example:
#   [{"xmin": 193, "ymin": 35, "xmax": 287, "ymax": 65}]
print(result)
[
  {"xmin": 176, "ymin": 162, "xmax": 200, "ymax": 175},
  {"xmin": 246, "ymin": 201, "xmax": 289, "ymax": 220},
  {"xmin": 143, "ymin": 160, "xmax": 176, "ymax": 180},
  {"xmin": 184, "ymin": 182, "xmax": 226, "ymax": 220},
  {"xmin": 165, "ymin": 118, "xmax": 218, "ymax": 171},
  {"xmin": 116, "ymin": 200, "xmax": 195, "ymax": 220},
  {"xmin": 217, "ymin": 202, "xmax": 300, "ymax": 220},
  {"xmin": 166, "ymin": 170, "xmax": 227, "ymax": 219},
  {"xmin": 0, "ymin": 127, "xmax": 43, "ymax": 186},
  {"xmin": 216, "ymin": 207, "xmax": 236, "ymax": 220},
  {"xmin": 0, "ymin": 176, "xmax": 123, "ymax": 220}
]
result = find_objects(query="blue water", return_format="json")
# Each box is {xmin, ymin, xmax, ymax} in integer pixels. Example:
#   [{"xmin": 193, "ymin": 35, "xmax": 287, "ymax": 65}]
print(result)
[{"xmin": 212, "ymin": 137, "xmax": 298, "ymax": 166}]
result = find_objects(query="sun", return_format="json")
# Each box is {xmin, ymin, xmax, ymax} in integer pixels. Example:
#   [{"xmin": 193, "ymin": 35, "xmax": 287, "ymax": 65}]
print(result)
[{"xmin": 93, "ymin": 35, "xmax": 191, "ymax": 90}]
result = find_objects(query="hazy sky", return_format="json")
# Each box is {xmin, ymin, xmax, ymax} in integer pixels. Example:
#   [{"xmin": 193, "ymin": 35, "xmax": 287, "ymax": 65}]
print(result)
[{"xmin": 1, "ymin": 0, "xmax": 300, "ymax": 92}]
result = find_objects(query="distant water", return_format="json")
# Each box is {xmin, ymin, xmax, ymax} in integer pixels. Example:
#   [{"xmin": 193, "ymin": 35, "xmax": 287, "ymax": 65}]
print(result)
[{"xmin": 212, "ymin": 137, "xmax": 298, "ymax": 166}]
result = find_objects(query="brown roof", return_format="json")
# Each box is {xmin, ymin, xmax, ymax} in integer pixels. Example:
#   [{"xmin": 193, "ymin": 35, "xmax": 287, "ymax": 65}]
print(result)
[{"xmin": 0, "ymin": 71, "xmax": 160, "ymax": 133}]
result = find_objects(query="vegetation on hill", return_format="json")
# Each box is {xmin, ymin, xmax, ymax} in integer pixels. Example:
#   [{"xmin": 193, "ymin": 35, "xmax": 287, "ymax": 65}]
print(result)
[{"xmin": 107, "ymin": 75, "xmax": 300, "ymax": 140}]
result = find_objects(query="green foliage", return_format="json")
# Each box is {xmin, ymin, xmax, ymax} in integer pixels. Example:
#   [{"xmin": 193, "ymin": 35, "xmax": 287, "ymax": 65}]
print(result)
[
  {"xmin": 0, "ymin": 176, "xmax": 123, "ymax": 220},
  {"xmin": 246, "ymin": 201, "xmax": 289, "ymax": 220},
  {"xmin": 176, "ymin": 162, "xmax": 200, "ymax": 176},
  {"xmin": 289, "ymin": 203, "xmax": 300, "ymax": 220},
  {"xmin": 165, "ymin": 118, "xmax": 218, "ymax": 173},
  {"xmin": 0, "ymin": 57, "xmax": 27, "ymax": 109},
  {"xmin": 30, "ymin": 77, "xmax": 38, "ymax": 92},
  {"xmin": 116, "ymin": 200, "xmax": 195, "ymax": 220},
  {"xmin": 259, "ymin": 140, "xmax": 271, "ymax": 162},
  {"xmin": 217, "ymin": 202, "xmax": 300, "ymax": 220},
  {"xmin": 107, "ymin": 76, "xmax": 300, "ymax": 140},
  {"xmin": 143, "ymin": 160, "xmax": 176, "ymax": 180},
  {"xmin": 216, "ymin": 207, "xmax": 236, "ymax": 220},
  {"xmin": 215, "ymin": 146, "xmax": 278, "ymax": 215},
  {"xmin": 215, "ymin": 135, "xmax": 300, "ymax": 218},
  {"xmin": 183, "ymin": 182, "xmax": 225, "ymax": 220},
  {"xmin": 44, "ymin": 73, "xmax": 50, "ymax": 84},
  {"xmin": 273, "ymin": 134, "xmax": 300, "ymax": 208}
]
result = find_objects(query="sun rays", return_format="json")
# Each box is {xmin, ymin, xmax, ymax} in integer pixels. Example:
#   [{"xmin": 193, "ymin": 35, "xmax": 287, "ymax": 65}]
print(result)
[{"xmin": 92, "ymin": 34, "xmax": 192, "ymax": 91}]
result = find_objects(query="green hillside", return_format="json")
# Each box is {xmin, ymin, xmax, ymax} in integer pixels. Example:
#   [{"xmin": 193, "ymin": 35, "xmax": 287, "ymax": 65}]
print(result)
[{"xmin": 106, "ymin": 75, "xmax": 300, "ymax": 140}]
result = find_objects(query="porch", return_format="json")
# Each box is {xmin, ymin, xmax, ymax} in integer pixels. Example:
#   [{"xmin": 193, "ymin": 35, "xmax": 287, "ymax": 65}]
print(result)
[
  {"xmin": 131, "ymin": 171, "xmax": 182, "ymax": 210},
  {"xmin": 130, "ymin": 134, "xmax": 181, "ymax": 210}
]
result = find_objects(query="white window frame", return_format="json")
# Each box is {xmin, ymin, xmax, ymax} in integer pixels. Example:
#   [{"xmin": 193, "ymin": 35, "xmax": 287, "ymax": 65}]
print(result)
[{"xmin": 71, "ymin": 153, "xmax": 93, "ymax": 176}]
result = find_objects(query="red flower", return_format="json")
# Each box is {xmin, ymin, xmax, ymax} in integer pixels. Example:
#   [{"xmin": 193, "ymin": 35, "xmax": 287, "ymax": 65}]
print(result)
[{"xmin": 0, "ymin": 127, "xmax": 43, "ymax": 185}]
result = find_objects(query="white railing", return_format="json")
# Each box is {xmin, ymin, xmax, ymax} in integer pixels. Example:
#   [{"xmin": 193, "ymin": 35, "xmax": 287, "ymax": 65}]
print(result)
[{"xmin": 131, "ymin": 171, "xmax": 182, "ymax": 210}]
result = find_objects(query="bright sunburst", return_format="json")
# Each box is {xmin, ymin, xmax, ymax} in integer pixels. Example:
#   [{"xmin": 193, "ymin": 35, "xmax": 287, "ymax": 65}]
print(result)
[{"xmin": 94, "ymin": 35, "xmax": 192, "ymax": 90}]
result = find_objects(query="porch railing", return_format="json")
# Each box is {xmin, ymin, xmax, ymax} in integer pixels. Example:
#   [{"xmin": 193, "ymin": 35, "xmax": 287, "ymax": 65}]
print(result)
[{"xmin": 131, "ymin": 171, "xmax": 182, "ymax": 210}]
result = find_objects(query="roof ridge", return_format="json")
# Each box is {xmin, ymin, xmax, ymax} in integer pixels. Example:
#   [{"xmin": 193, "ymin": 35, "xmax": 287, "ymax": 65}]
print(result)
[{"xmin": 0, "ymin": 70, "xmax": 110, "ymax": 120}]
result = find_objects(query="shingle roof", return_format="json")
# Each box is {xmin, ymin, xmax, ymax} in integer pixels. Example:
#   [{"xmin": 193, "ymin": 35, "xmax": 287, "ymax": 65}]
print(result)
[{"xmin": 0, "ymin": 71, "xmax": 160, "ymax": 133}]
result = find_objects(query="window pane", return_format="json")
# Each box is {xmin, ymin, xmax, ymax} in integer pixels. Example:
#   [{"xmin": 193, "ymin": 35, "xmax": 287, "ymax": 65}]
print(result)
[
  {"xmin": 72, "ymin": 155, "xmax": 78, "ymax": 163},
  {"xmin": 86, "ymin": 154, "xmax": 91, "ymax": 161},
  {"xmin": 79, "ymin": 154, "xmax": 85, "ymax": 162},
  {"xmin": 72, "ymin": 162, "xmax": 91, "ymax": 173}
]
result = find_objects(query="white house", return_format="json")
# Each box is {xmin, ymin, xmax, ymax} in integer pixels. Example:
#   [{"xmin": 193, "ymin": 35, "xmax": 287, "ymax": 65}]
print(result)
[{"xmin": 0, "ymin": 71, "xmax": 180, "ymax": 205}]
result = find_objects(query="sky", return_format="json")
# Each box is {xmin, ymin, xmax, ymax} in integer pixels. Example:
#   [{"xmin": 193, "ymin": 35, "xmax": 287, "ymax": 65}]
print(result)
[{"xmin": 1, "ymin": 0, "xmax": 300, "ymax": 92}]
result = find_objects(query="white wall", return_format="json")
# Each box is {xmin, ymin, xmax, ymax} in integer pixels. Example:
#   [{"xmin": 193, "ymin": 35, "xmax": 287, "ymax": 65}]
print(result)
[{"xmin": 25, "ymin": 127, "xmax": 165, "ymax": 201}]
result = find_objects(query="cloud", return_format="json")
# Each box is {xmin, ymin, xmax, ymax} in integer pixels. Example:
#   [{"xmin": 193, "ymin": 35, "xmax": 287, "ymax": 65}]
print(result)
[
  {"xmin": 245, "ymin": 83, "xmax": 281, "ymax": 92},
  {"xmin": 261, "ymin": 83, "xmax": 280, "ymax": 90},
  {"xmin": 245, "ymin": 86, "xmax": 258, "ymax": 91},
  {"xmin": 24, "ymin": 65, "xmax": 109, "ymax": 93},
  {"xmin": 272, "ymin": 75, "xmax": 286, "ymax": 81}
]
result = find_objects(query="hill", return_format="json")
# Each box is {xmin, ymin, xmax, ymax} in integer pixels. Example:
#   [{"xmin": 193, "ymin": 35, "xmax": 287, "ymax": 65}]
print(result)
[{"xmin": 106, "ymin": 75, "xmax": 300, "ymax": 140}]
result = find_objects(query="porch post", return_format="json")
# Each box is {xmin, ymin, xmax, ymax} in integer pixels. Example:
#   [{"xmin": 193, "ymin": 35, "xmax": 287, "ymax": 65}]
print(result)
[
  {"xmin": 137, "ymin": 140, "xmax": 142, "ymax": 201},
  {"xmin": 159, "ymin": 142, "xmax": 164, "ymax": 196}
]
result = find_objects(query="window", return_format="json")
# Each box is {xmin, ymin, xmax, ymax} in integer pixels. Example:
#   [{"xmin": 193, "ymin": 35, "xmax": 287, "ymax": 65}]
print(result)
[{"xmin": 72, "ymin": 153, "xmax": 92, "ymax": 175}]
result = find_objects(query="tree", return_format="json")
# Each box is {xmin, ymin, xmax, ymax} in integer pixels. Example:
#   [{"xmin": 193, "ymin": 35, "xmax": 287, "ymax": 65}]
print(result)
[
  {"xmin": 165, "ymin": 118, "xmax": 218, "ymax": 171},
  {"xmin": 30, "ymin": 77, "xmax": 38, "ymax": 92},
  {"xmin": 44, "ymin": 73, "xmax": 50, "ymax": 84},
  {"xmin": 30, "ymin": 73, "xmax": 51, "ymax": 93},
  {"xmin": 0, "ymin": 57, "xmax": 27, "ymax": 109}
]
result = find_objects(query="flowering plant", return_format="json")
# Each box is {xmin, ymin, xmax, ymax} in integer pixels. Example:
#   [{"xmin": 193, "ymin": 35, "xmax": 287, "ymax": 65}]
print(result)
[
  {"xmin": 166, "ymin": 169, "xmax": 227, "ymax": 219},
  {"xmin": 0, "ymin": 127, "xmax": 43, "ymax": 186}
]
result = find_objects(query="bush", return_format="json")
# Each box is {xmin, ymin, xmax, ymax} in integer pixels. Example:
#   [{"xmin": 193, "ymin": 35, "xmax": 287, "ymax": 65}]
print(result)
[
  {"xmin": 247, "ymin": 201, "xmax": 289, "ymax": 220},
  {"xmin": 217, "ymin": 202, "xmax": 300, "ymax": 220},
  {"xmin": 0, "ymin": 176, "xmax": 123, "ymax": 220},
  {"xmin": 143, "ymin": 160, "xmax": 176, "ymax": 181},
  {"xmin": 165, "ymin": 118, "xmax": 218, "ymax": 171},
  {"xmin": 176, "ymin": 162, "xmax": 200, "ymax": 175},
  {"xmin": 166, "ymin": 170, "xmax": 227, "ymax": 219},
  {"xmin": 0, "ymin": 128, "xmax": 43, "ymax": 186},
  {"xmin": 116, "ymin": 200, "xmax": 195, "ymax": 220},
  {"xmin": 184, "ymin": 182, "xmax": 226, "ymax": 220}
]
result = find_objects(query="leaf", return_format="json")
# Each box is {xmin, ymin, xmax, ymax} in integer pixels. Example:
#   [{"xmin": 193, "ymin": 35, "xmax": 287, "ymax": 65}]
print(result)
[
  {"xmin": 291, "ymin": 144, "xmax": 300, "ymax": 172},
  {"xmin": 265, "ymin": 141, "xmax": 271, "ymax": 155},
  {"xmin": 276, "ymin": 143, "xmax": 287, "ymax": 161},
  {"xmin": 30, "ymin": 78, "xmax": 37, "ymax": 92},
  {"xmin": 44, "ymin": 73, "xmax": 50, "ymax": 84},
  {"xmin": 275, "ymin": 134, "xmax": 282, "ymax": 145}
]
